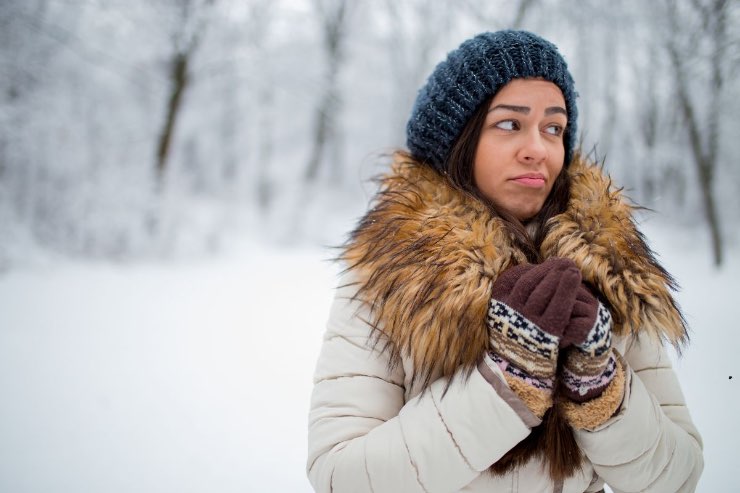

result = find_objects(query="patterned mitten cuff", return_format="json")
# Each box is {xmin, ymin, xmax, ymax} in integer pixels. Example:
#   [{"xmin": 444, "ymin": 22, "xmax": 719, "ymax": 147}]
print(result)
[
  {"xmin": 561, "ymin": 301, "xmax": 614, "ymax": 402},
  {"xmin": 562, "ymin": 351, "xmax": 626, "ymax": 430},
  {"xmin": 487, "ymin": 299, "xmax": 559, "ymax": 418}
]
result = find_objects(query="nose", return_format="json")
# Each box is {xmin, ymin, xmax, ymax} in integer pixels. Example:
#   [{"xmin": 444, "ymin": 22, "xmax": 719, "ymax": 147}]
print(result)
[{"xmin": 517, "ymin": 128, "xmax": 547, "ymax": 164}]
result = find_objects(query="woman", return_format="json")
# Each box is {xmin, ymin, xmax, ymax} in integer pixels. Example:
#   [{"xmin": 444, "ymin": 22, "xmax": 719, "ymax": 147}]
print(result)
[{"xmin": 307, "ymin": 30, "xmax": 703, "ymax": 492}]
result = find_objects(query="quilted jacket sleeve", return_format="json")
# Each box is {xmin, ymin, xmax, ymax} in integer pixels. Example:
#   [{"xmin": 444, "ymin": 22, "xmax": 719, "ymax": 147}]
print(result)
[
  {"xmin": 574, "ymin": 333, "xmax": 704, "ymax": 492},
  {"xmin": 306, "ymin": 281, "xmax": 540, "ymax": 493}
]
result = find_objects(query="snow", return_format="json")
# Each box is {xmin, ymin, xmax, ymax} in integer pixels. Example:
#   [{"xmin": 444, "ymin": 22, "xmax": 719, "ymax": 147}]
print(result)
[
  {"xmin": 0, "ymin": 243, "xmax": 335, "ymax": 492},
  {"xmin": 0, "ymin": 224, "xmax": 737, "ymax": 492}
]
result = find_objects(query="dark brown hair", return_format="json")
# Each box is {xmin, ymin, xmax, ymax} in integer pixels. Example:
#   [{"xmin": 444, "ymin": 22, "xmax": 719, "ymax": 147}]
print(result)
[
  {"xmin": 446, "ymin": 96, "xmax": 582, "ymax": 480},
  {"xmin": 444, "ymin": 96, "xmax": 572, "ymax": 263}
]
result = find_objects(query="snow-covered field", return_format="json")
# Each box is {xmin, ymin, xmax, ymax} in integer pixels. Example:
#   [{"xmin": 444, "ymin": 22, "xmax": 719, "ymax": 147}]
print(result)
[{"xmin": 0, "ymin": 223, "xmax": 737, "ymax": 492}]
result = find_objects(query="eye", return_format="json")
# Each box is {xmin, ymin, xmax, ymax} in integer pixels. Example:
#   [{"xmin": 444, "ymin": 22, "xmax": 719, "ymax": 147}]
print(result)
[
  {"xmin": 544, "ymin": 124, "xmax": 564, "ymax": 136},
  {"xmin": 494, "ymin": 120, "xmax": 519, "ymax": 131}
]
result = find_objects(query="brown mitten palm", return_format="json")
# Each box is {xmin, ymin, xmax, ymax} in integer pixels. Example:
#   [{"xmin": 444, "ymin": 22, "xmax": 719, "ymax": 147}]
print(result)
[{"xmin": 487, "ymin": 258, "xmax": 582, "ymax": 417}]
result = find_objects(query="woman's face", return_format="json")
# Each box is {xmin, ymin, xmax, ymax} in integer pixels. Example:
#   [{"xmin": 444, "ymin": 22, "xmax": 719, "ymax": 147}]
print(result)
[{"xmin": 473, "ymin": 79, "xmax": 567, "ymax": 221}]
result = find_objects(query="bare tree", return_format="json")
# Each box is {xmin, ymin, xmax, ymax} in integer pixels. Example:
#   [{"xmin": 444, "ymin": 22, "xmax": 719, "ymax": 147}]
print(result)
[
  {"xmin": 245, "ymin": 0, "xmax": 278, "ymax": 211},
  {"xmin": 663, "ymin": 0, "xmax": 730, "ymax": 266},
  {"xmin": 383, "ymin": 1, "xmax": 454, "ymax": 141},
  {"xmin": 635, "ymin": 39, "xmax": 662, "ymax": 204},
  {"xmin": 155, "ymin": 0, "xmax": 216, "ymax": 183},
  {"xmin": 304, "ymin": 0, "xmax": 352, "ymax": 183}
]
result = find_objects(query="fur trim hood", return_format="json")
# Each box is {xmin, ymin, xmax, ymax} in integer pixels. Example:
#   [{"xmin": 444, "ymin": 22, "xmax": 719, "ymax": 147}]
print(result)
[{"xmin": 342, "ymin": 154, "xmax": 687, "ymax": 389}]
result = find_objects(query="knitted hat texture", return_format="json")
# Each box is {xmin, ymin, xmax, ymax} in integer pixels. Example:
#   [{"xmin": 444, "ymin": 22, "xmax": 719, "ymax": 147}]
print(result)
[{"xmin": 406, "ymin": 30, "xmax": 578, "ymax": 172}]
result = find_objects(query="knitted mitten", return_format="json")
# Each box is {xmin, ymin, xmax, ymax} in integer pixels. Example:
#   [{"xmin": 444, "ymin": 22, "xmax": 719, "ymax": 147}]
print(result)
[
  {"xmin": 560, "ymin": 284, "xmax": 626, "ymax": 429},
  {"xmin": 487, "ymin": 258, "xmax": 582, "ymax": 418}
]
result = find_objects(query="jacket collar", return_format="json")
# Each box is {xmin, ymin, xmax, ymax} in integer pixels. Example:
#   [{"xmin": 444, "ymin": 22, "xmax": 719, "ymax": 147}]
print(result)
[{"xmin": 342, "ymin": 154, "xmax": 686, "ymax": 387}]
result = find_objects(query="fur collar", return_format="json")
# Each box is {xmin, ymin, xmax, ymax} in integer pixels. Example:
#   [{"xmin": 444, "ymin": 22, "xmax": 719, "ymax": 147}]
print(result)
[{"xmin": 342, "ymin": 153, "xmax": 686, "ymax": 389}]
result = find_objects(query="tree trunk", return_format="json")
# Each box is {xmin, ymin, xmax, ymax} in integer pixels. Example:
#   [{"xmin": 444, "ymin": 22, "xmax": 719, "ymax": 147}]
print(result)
[
  {"xmin": 673, "ymin": 64, "xmax": 723, "ymax": 266},
  {"xmin": 257, "ymin": 77, "xmax": 275, "ymax": 210},
  {"xmin": 697, "ymin": 162, "xmax": 723, "ymax": 265},
  {"xmin": 666, "ymin": 0, "xmax": 725, "ymax": 266},
  {"xmin": 304, "ymin": 0, "xmax": 347, "ymax": 183},
  {"xmin": 304, "ymin": 88, "xmax": 336, "ymax": 182},
  {"xmin": 156, "ymin": 51, "xmax": 189, "ymax": 182}
]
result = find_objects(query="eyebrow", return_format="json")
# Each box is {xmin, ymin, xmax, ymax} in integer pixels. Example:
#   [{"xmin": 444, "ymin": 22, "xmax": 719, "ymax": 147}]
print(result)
[
  {"xmin": 545, "ymin": 106, "xmax": 567, "ymax": 116},
  {"xmin": 488, "ymin": 104, "xmax": 567, "ymax": 116},
  {"xmin": 489, "ymin": 104, "xmax": 529, "ymax": 114}
]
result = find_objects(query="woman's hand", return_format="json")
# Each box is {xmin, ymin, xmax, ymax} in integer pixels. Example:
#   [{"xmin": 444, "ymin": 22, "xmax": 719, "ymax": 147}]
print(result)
[
  {"xmin": 559, "ymin": 283, "xmax": 626, "ymax": 429},
  {"xmin": 560, "ymin": 284, "xmax": 616, "ymax": 402},
  {"xmin": 487, "ymin": 258, "xmax": 582, "ymax": 417}
]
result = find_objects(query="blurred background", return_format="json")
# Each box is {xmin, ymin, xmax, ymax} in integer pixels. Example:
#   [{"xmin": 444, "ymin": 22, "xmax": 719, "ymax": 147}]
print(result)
[
  {"xmin": 1, "ymin": 0, "xmax": 739, "ymax": 492},
  {"xmin": 1, "ymin": 0, "xmax": 739, "ymax": 266}
]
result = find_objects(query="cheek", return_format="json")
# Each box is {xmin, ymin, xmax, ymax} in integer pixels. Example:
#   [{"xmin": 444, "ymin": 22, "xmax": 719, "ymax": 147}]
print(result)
[
  {"xmin": 548, "ymin": 156, "xmax": 564, "ymax": 181},
  {"xmin": 542, "ymin": 137, "xmax": 565, "ymax": 180},
  {"xmin": 550, "ymin": 140, "xmax": 566, "ymax": 170},
  {"xmin": 473, "ymin": 139, "xmax": 503, "ymax": 193}
]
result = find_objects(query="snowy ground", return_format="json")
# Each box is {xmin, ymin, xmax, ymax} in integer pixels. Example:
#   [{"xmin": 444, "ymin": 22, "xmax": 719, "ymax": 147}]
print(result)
[{"xmin": 0, "ymin": 222, "xmax": 738, "ymax": 492}]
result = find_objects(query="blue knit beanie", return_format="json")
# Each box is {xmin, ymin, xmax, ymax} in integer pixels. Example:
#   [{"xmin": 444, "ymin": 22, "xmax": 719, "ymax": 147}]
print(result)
[{"xmin": 406, "ymin": 30, "xmax": 578, "ymax": 171}]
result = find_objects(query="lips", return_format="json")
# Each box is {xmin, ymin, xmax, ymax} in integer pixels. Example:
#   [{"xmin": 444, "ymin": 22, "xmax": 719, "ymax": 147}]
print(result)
[{"xmin": 511, "ymin": 173, "xmax": 546, "ymax": 188}]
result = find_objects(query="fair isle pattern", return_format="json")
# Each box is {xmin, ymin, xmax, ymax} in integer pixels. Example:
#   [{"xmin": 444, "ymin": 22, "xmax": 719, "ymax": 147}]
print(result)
[
  {"xmin": 487, "ymin": 299, "xmax": 559, "ymax": 360},
  {"xmin": 342, "ymin": 154, "xmax": 687, "ymax": 477},
  {"xmin": 342, "ymin": 155, "xmax": 687, "ymax": 394},
  {"xmin": 561, "ymin": 352, "xmax": 618, "ymax": 400},
  {"xmin": 490, "ymin": 352, "xmax": 554, "ymax": 391},
  {"xmin": 561, "ymin": 355, "xmax": 626, "ymax": 429},
  {"xmin": 577, "ymin": 301, "xmax": 612, "ymax": 356}
]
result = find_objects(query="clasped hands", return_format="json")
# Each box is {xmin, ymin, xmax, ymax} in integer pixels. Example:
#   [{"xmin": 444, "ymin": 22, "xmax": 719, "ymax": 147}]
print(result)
[{"xmin": 487, "ymin": 258, "xmax": 618, "ymax": 420}]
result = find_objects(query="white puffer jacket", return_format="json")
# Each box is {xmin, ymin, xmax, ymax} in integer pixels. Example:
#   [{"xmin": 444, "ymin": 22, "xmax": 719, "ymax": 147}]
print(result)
[
  {"xmin": 307, "ymin": 157, "xmax": 703, "ymax": 492},
  {"xmin": 307, "ymin": 281, "xmax": 703, "ymax": 492}
]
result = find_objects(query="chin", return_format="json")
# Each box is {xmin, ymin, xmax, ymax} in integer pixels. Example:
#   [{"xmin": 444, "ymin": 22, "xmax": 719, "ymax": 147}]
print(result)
[
  {"xmin": 513, "ymin": 207, "xmax": 542, "ymax": 222},
  {"xmin": 494, "ymin": 198, "xmax": 544, "ymax": 222},
  {"xmin": 518, "ymin": 214, "xmax": 537, "ymax": 223}
]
